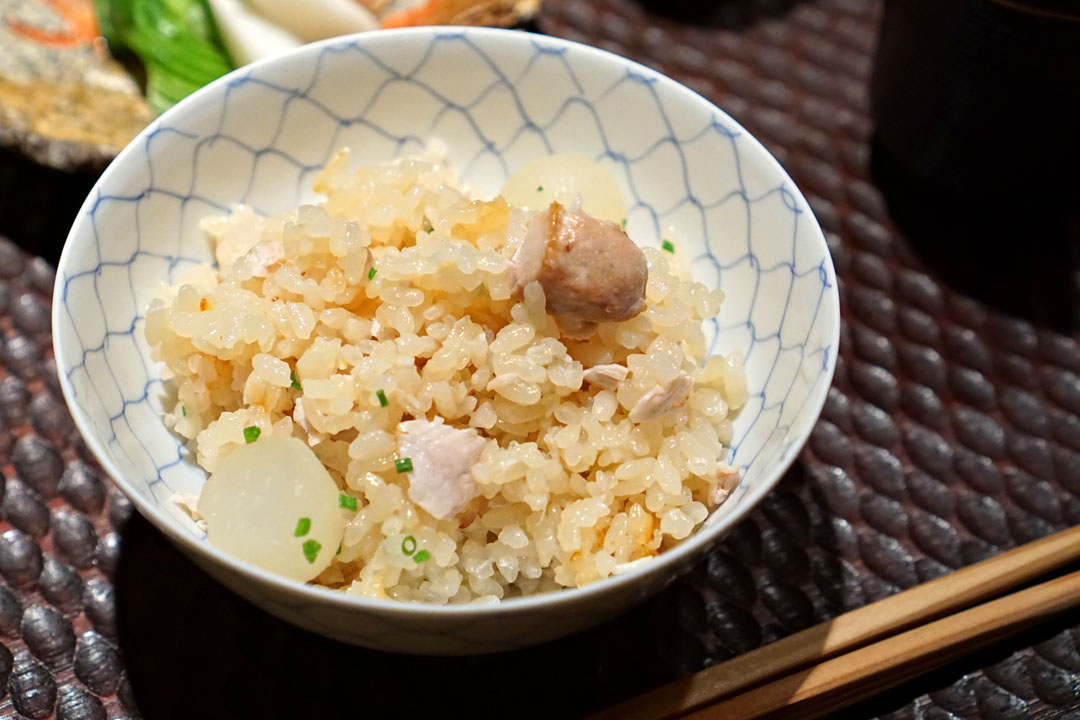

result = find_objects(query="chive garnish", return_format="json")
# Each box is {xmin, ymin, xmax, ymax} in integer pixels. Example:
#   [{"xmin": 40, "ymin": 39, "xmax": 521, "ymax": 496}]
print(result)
[
  {"xmin": 621, "ymin": 218, "xmax": 627, "ymax": 229},
  {"xmin": 290, "ymin": 371, "xmax": 302, "ymax": 391},
  {"xmin": 339, "ymin": 494, "xmax": 357, "ymax": 511},
  {"xmin": 401, "ymin": 535, "xmax": 417, "ymax": 556},
  {"xmin": 294, "ymin": 517, "xmax": 311, "ymax": 536},
  {"xmin": 302, "ymin": 539, "xmax": 322, "ymax": 564},
  {"xmin": 243, "ymin": 426, "xmax": 261, "ymax": 444},
  {"xmin": 661, "ymin": 239, "xmax": 675, "ymax": 253},
  {"xmin": 395, "ymin": 457, "xmax": 413, "ymax": 473},
  {"xmin": 376, "ymin": 389, "xmax": 388, "ymax": 407},
  {"xmin": 336, "ymin": 543, "xmax": 342, "ymax": 556},
  {"xmin": 181, "ymin": 406, "xmax": 186, "ymax": 417},
  {"xmin": 537, "ymin": 185, "xmax": 543, "ymax": 192},
  {"xmin": 413, "ymin": 549, "xmax": 431, "ymax": 563},
  {"xmin": 368, "ymin": 267, "xmax": 377, "ymax": 280},
  {"xmin": 427, "ymin": 228, "xmax": 434, "ymax": 233}
]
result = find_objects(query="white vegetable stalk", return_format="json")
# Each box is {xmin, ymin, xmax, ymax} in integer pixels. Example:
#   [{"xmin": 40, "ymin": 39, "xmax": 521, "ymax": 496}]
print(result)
[
  {"xmin": 248, "ymin": 0, "xmax": 379, "ymax": 42},
  {"xmin": 207, "ymin": 0, "xmax": 303, "ymax": 66}
]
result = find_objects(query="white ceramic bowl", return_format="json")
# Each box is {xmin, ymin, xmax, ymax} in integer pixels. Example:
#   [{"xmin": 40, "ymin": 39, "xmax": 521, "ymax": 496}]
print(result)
[{"xmin": 53, "ymin": 27, "xmax": 839, "ymax": 655}]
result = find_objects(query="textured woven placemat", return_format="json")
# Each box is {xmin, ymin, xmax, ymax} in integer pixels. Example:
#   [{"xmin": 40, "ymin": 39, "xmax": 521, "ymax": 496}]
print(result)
[
  {"xmin": 4, "ymin": 0, "xmax": 1080, "ymax": 718},
  {"xmin": 1, "ymin": 242, "xmax": 135, "ymax": 719}
]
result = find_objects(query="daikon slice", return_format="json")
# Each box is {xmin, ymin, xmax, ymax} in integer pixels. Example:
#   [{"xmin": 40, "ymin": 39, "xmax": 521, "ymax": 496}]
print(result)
[
  {"xmin": 501, "ymin": 154, "xmax": 626, "ymax": 224},
  {"xmin": 198, "ymin": 433, "xmax": 344, "ymax": 582}
]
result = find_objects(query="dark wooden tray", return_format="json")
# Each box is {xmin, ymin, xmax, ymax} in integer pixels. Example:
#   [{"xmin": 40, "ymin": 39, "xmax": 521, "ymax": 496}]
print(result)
[{"xmin": 4, "ymin": 1, "xmax": 1080, "ymax": 718}]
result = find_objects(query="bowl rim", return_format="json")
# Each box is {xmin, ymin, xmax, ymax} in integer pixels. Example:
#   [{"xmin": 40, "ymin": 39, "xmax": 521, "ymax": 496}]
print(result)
[{"xmin": 53, "ymin": 25, "xmax": 840, "ymax": 617}]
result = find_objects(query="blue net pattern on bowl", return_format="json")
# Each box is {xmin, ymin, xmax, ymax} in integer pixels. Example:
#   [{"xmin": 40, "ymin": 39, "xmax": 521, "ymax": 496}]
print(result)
[{"xmin": 56, "ymin": 30, "xmax": 836, "ymax": 565}]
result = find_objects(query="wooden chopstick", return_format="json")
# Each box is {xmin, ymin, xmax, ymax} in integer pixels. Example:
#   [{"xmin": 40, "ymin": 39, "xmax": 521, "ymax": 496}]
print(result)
[
  {"xmin": 592, "ymin": 523, "xmax": 1080, "ymax": 720},
  {"xmin": 687, "ymin": 569, "xmax": 1080, "ymax": 719}
]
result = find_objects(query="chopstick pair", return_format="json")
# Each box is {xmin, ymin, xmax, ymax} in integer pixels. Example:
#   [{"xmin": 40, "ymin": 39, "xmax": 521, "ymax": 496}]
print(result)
[{"xmin": 593, "ymin": 524, "xmax": 1080, "ymax": 720}]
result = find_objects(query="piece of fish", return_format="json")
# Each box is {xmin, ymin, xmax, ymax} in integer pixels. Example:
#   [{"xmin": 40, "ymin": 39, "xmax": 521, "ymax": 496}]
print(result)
[
  {"xmin": 511, "ymin": 201, "xmax": 647, "ymax": 337},
  {"xmin": 170, "ymin": 492, "xmax": 208, "ymax": 532},
  {"xmin": 711, "ymin": 462, "xmax": 741, "ymax": 506},
  {"xmin": 398, "ymin": 417, "xmax": 486, "ymax": 519},
  {"xmin": 292, "ymin": 397, "xmax": 325, "ymax": 447},
  {"xmin": 205, "ymin": 204, "xmax": 266, "ymax": 270},
  {"xmin": 628, "ymin": 372, "xmax": 694, "ymax": 423},
  {"xmin": 582, "ymin": 363, "xmax": 629, "ymax": 389},
  {"xmin": 233, "ymin": 238, "xmax": 286, "ymax": 279}
]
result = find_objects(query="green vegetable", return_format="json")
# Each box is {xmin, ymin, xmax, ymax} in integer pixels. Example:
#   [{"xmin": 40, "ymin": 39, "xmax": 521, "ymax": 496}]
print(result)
[
  {"xmin": 395, "ymin": 458, "xmax": 413, "ymax": 473},
  {"xmin": 401, "ymin": 535, "xmax": 417, "ymax": 556},
  {"xmin": 368, "ymin": 267, "xmax": 377, "ymax": 280},
  {"xmin": 243, "ymin": 425, "xmax": 260, "ymax": 444},
  {"xmin": 290, "ymin": 371, "xmax": 302, "ymax": 392},
  {"xmin": 339, "ymin": 494, "xmax": 357, "ymax": 511},
  {"xmin": 376, "ymin": 389, "xmax": 388, "ymax": 407},
  {"xmin": 537, "ymin": 185, "xmax": 543, "ymax": 192},
  {"xmin": 294, "ymin": 517, "xmax": 311, "ymax": 537},
  {"xmin": 93, "ymin": 0, "xmax": 234, "ymax": 113},
  {"xmin": 302, "ymin": 539, "xmax": 322, "ymax": 564},
  {"xmin": 413, "ymin": 549, "xmax": 431, "ymax": 563},
  {"xmin": 662, "ymin": 239, "xmax": 675, "ymax": 253},
  {"xmin": 181, "ymin": 406, "xmax": 186, "ymax": 417}
]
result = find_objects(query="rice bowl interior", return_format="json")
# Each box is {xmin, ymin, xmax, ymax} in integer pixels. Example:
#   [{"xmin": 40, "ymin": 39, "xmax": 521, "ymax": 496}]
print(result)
[{"xmin": 147, "ymin": 148, "xmax": 748, "ymax": 603}]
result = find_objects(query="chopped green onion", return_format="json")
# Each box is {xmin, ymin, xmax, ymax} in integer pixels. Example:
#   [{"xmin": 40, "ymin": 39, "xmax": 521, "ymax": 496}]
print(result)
[
  {"xmin": 413, "ymin": 549, "xmax": 431, "ymax": 563},
  {"xmin": 302, "ymin": 539, "xmax": 322, "ymax": 564},
  {"xmin": 537, "ymin": 185, "xmax": 543, "ymax": 192},
  {"xmin": 243, "ymin": 426, "xmax": 261, "ymax": 444},
  {"xmin": 290, "ymin": 371, "xmax": 302, "ymax": 391},
  {"xmin": 427, "ymin": 228, "xmax": 435, "ymax": 233},
  {"xmin": 294, "ymin": 517, "xmax": 311, "ymax": 537},
  {"xmin": 368, "ymin": 267, "xmax": 377, "ymax": 280},
  {"xmin": 395, "ymin": 457, "xmax": 413, "ymax": 473},
  {"xmin": 662, "ymin": 239, "xmax": 675, "ymax": 253},
  {"xmin": 621, "ymin": 218, "xmax": 627, "ymax": 229},
  {"xmin": 181, "ymin": 406, "xmax": 187, "ymax": 417},
  {"xmin": 336, "ymin": 543, "xmax": 342, "ymax": 556},
  {"xmin": 401, "ymin": 535, "xmax": 417, "ymax": 556},
  {"xmin": 339, "ymin": 494, "xmax": 357, "ymax": 511},
  {"xmin": 376, "ymin": 389, "xmax": 389, "ymax": 407}
]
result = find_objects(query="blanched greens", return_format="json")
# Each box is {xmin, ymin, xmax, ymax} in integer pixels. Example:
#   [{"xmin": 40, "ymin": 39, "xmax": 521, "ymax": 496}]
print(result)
[{"xmin": 94, "ymin": 0, "xmax": 234, "ymax": 113}]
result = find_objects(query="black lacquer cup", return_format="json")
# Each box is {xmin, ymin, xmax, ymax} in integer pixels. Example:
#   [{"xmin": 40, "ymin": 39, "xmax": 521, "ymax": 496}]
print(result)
[
  {"xmin": 871, "ymin": 0, "xmax": 1080, "ymax": 201},
  {"xmin": 870, "ymin": 0, "xmax": 1080, "ymax": 329}
]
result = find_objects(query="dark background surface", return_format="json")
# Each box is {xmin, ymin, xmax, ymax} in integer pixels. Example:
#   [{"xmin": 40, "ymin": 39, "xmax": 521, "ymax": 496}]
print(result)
[{"xmin": 4, "ymin": 0, "xmax": 1080, "ymax": 718}]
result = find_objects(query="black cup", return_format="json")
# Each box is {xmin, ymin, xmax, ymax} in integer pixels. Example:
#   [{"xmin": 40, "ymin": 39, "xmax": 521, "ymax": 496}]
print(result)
[
  {"xmin": 871, "ymin": 0, "xmax": 1080, "ymax": 202},
  {"xmin": 870, "ymin": 0, "xmax": 1080, "ymax": 328}
]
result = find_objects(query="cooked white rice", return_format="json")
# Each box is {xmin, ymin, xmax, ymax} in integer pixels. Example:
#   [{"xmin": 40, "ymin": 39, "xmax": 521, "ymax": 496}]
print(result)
[{"xmin": 145, "ymin": 149, "xmax": 747, "ymax": 603}]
